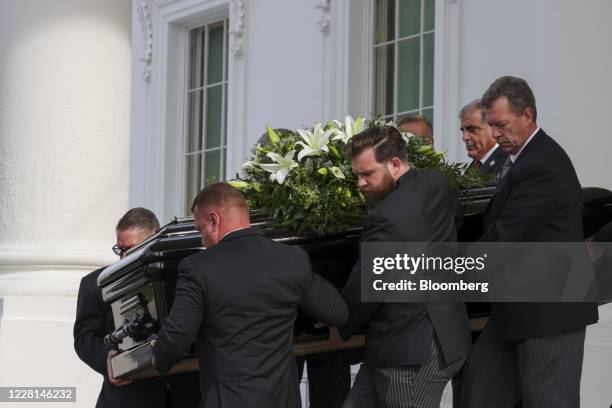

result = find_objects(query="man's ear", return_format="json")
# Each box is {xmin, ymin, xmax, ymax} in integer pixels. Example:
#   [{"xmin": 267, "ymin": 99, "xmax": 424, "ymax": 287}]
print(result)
[
  {"xmin": 210, "ymin": 211, "xmax": 220, "ymax": 228},
  {"xmin": 388, "ymin": 157, "xmax": 403, "ymax": 176}
]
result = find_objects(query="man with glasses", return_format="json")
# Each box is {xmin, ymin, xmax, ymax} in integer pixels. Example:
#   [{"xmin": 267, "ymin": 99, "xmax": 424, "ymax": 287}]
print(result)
[{"xmin": 74, "ymin": 208, "xmax": 200, "ymax": 407}]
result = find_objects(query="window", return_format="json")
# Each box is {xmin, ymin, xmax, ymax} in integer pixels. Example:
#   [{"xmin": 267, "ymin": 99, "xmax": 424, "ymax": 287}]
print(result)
[
  {"xmin": 185, "ymin": 19, "xmax": 229, "ymax": 212},
  {"xmin": 372, "ymin": 0, "xmax": 435, "ymax": 123}
]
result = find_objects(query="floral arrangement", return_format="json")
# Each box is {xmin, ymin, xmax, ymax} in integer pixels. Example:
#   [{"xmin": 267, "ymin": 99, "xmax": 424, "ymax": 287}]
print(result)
[{"xmin": 230, "ymin": 116, "xmax": 488, "ymax": 235}]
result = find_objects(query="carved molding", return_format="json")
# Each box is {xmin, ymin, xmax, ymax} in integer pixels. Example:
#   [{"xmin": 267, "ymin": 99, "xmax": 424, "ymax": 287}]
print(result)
[
  {"xmin": 229, "ymin": 0, "xmax": 246, "ymax": 57},
  {"xmin": 316, "ymin": 0, "xmax": 331, "ymax": 34},
  {"xmin": 136, "ymin": 0, "xmax": 154, "ymax": 81}
]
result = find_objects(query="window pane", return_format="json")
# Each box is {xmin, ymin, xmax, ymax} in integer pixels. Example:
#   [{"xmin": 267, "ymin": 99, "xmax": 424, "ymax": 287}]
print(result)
[
  {"xmin": 398, "ymin": 0, "xmax": 421, "ymax": 38},
  {"xmin": 207, "ymin": 23, "xmax": 224, "ymax": 84},
  {"xmin": 186, "ymin": 154, "xmax": 203, "ymax": 203},
  {"xmin": 187, "ymin": 90, "xmax": 204, "ymax": 152},
  {"xmin": 423, "ymin": 32, "xmax": 435, "ymax": 107},
  {"xmin": 374, "ymin": 44, "xmax": 395, "ymax": 116},
  {"xmin": 188, "ymin": 30, "xmax": 201, "ymax": 89},
  {"xmin": 205, "ymin": 85, "xmax": 223, "ymax": 149},
  {"xmin": 424, "ymin": 0, "xmax": 435, "ymax": 31},
  {"xmin": 374, "ymin": 0, "xmax": 395, "ymax": 44},
  {"xmin": 199, "ymin": 31, "xmax": 206, "ymax": 87},
  {"xmin": 397, "ymin": 37, "xmax": 420, "ymax": 112},
  {"xmin": 204, "ymin": 150, "xmax": 221, "ymax": 185},
  {"xmin": 422, "ymin": 108, "xmax": 433, "ymax": 125}
]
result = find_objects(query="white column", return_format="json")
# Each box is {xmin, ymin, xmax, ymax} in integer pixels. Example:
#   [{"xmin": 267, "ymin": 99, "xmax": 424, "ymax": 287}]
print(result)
[{"xmin": 0, "ymin": 0, "xmax": 131, "ymax": 406}]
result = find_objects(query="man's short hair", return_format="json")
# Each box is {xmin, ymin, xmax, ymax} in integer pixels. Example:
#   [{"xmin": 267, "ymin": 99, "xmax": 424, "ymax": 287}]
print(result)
[
  {"xmin": 397, "ymin": 113, "xmax": 433, "ymax": 136},
  {"xmin": 481, "ymin": 76, "xmax": 537, "ymax": 121},
  {"xmin": 459, "ymin": 99, "xmax": 486, "ymax": 123},
  {"xmin": 191, "ymin": 182, "xmax": 249, "ymax": 214},
  {"xmin": 116, "ymin": 207, "xmax": 160, "ymax": 233},
  {"xmin": 345, "ymin": 125, "xmax": 408, "ymax": 163}
]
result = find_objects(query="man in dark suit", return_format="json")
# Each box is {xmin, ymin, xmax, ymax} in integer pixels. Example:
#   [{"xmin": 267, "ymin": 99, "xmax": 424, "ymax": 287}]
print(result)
[
  {"xmin": 461, "ymin": 76, "xmax": 599, "ymax": 407},
  {"xmin": 460, "ymin": 98, "xmax": 507, "ymax": 178},
  {"xmin": 340, "ymin": 126, "xmax": 471, "ymax": 407},
  {"xmin": 74, "ymin": 208, "xmax": 200, "ymax": 408},
  {"xmin": 150, "ymin": 183, "xmax": 348, "ymax": 408}
]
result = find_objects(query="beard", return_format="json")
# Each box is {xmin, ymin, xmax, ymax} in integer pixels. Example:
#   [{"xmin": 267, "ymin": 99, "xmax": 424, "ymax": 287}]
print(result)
[{"xmin": 362, "ymin": 171, "xmax": 395, "ymax": 210}]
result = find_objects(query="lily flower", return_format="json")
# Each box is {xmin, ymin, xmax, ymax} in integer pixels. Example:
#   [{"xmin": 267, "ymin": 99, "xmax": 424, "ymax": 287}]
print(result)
[
  {"xmin": 259, "ymin": 151, "xmax": 298, "ymax": 184},
  {"xmin": 332, "ymin": 115, "xmax": 365, "ymax": 144},
  {"xmin": 330, "ymin": 166, "xmax": 345, "ymax": 179},
  {"xmin": 295, "ymin": 124, "xmax": 333, "ymax": 161},
  {"xmin": 242, "ymin": 160, "xmax": 258, "ymax": 170},
  {"xmin": 400, "ymin": 131, "xmax": 415, "ymax": 144}
]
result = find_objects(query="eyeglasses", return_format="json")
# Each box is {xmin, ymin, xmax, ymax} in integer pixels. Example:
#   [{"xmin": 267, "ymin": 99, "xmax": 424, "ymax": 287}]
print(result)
[{"xmin": 112, "ymin": 245, "xmax": 131, "ymax": 256}]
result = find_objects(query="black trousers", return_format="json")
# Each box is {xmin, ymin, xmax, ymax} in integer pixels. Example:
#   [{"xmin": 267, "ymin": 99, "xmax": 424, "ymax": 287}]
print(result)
[{"xmin": 296, "ymin": 352, "xmax": 352, "ymax": 408}]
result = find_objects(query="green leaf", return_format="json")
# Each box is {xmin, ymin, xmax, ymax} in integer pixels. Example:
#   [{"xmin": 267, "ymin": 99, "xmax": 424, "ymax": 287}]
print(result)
[{"xmin": 266, "ymin": 125, "xmax": 280, "ymax": 144}]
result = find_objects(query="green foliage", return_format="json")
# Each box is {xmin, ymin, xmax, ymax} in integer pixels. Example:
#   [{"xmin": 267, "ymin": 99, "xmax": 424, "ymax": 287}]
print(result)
[{"xmin": 232, "ymin": 118, "xmax": 488, "ymax": 235}]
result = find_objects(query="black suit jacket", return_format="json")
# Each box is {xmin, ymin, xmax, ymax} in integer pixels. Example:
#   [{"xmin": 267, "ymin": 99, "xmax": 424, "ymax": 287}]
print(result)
[
  {"xmin": 472, "ymin": 145, "xmax": 507, "ymax": 178},
  {"xmin": 481, "ymin": 129, "xmax": 598, "ymax": 340},
  {"xmin": 341, "ymin": 169, "xmax": 471, "ymax": 368},
  {"xmin": 152, "ymin": 228, "xmax": 348, "ymax": 408},
  {"xmin": 74, "ymin": 268, "xmax": 200, "ymax": 408}
]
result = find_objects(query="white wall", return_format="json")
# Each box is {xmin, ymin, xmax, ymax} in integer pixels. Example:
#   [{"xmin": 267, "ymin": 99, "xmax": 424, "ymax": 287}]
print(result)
[
  {"xmin": 0, "ymin": 0, "xmax": 132, "ymax": 406},
  {"xmin": 455, "ymin": 0, "xmax": 612, "ymax": 190}
]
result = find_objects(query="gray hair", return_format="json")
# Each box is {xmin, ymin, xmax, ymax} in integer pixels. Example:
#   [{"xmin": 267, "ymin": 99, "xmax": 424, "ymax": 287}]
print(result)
[{"xmin": 459, "ymin": 99, "xmax": 486, "ymax": 123}]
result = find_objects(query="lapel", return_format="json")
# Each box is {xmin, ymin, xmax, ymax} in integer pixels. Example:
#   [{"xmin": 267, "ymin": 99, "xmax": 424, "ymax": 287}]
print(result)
[
  {"xmin": 484, "ymin": 129, "xmax": 548, "ymax": 224},
  {"xmin": 482, "ymin": 147, "xmax": 503, "ymax": 172}
]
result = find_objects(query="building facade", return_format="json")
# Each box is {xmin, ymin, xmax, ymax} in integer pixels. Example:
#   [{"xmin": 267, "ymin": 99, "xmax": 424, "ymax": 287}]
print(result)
[{"xmin": 1, "ymin": 0, "xmax": 611, "ymax": 406}]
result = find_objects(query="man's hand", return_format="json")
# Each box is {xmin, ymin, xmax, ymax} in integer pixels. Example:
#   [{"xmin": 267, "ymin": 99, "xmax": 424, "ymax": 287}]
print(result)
[
  {"xmin": 328, "ymin": 326, "xmax": 342, "ymax": 344},
  {"xmin": 106, "ymin": 349, "xmax": 132, "ymax": 386}
]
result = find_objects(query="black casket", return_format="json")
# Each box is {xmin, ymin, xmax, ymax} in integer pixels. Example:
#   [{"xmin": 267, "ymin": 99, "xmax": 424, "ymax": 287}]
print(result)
[{"xmin": 98, "ymin": 186, "xmax": 612, "ymax": 379}]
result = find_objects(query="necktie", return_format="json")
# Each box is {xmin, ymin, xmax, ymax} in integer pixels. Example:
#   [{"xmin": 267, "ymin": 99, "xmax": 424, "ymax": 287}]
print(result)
[
  {"xmin": 499, "ymin": 157, "xmax": 512, "ymax": 179},
  {"xmin": 474, "ymin": 160, "xmax": 482, "ymax": 169}
]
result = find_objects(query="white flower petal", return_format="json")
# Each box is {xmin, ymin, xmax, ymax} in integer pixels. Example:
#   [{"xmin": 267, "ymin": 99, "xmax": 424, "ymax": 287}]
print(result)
[
  {"xmin": 330, "ymin": 166, "xmax": 345, "ymax": 179},
  {"xmin": 260, "ymin": 163, "xmax": 282, "ymax": 173},
  {"xmin": 298, "ymin": 147, "xmax": 315, "ymax": 161},
  {"xmin": 276, "ymin": 168, "xmax": 290, "ymax": 184},
  {"xmin": 266, "ymin": 152, "xmax": 284, "ymax": 163}
]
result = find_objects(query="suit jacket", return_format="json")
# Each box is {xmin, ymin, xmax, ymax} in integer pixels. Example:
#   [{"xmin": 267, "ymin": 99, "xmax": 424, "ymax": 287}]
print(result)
[
  {"xmin": 480, "ymin": 129, "xmax": 598, "ymax": 340},
  {"xmin": 152, "ymin": 228, "xmax": 348, "ymax": 408},
  {"xmin": 74, "ymin": 268, "xmax": 200, "ymax": 408},
  {"xmin": 471, "ymin": 145, "xmax": 507, "ymax": 178},
  {"xmin": 341, "ymin": 169, "xmax": 471, "ymax": 368}
]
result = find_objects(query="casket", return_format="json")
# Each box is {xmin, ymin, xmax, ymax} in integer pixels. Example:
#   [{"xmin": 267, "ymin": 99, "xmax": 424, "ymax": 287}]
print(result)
[{"xmin": 98, "ymin": 186, "xmax": 612, "ymax": 379}]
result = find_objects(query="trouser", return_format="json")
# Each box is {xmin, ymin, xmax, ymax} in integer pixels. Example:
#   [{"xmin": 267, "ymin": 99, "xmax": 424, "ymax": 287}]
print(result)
[
  {"xmin": 343, "ymin": 336, "xmax": 463, "ymax": 408},
  {"xmin": 460, "ymin": 324, "xmax": 586, "ymax": 408},
  {"xmin": 296, "ymin": 352, "xmax": 352, "ymax": 408}
]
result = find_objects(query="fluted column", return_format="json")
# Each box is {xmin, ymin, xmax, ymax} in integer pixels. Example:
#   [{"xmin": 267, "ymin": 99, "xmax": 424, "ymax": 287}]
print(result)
[{"xmin": 0, "ymin": 0, "xmax": 131, "ymax": 406}]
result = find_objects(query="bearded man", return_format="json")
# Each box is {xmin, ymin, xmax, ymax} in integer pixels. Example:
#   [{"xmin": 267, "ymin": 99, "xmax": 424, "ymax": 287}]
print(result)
[{"xmin": 340, "ymin": 126, "xmax": 471, "ymax": 408}]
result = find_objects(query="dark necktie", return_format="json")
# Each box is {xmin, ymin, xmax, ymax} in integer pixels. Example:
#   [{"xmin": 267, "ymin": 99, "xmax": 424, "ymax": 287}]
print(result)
[
  {"xmin": 474, "ymin": 160, "xmax": 482, "ymax": 169},
  {"xmin": 499, "ymin": 156, "xmax": 513, "ymax": 179}
]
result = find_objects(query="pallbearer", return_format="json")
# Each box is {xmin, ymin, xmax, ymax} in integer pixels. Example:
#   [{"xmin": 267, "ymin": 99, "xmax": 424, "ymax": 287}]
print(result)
[{"xmin": 145, "ymin": 183, "xmax": 348, "ymax": 408}]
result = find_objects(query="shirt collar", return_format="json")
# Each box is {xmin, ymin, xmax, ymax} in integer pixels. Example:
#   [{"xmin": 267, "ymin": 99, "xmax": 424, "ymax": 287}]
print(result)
[
  {"xmin": 510, "ymin": 127, "xmax": 540, "ymax": 163},
  {"xmin": 219, "ymin": 226, "xmax": 250, "ymax": 242},
  {"xmin": 480, "ymin": 144, "xmax": 499, "ymax": 164}
]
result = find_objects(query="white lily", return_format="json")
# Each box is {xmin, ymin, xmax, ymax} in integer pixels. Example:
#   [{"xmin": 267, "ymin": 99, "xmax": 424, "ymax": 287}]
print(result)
[
  {"xmin": 242, "ymin": 160, "xmax": 258, "ymax": 170},
  {"xmin": 329, "ymin": 166, "xmax": 345, "ymax": 179},
  {"xmin": 259, "ymin": 150, "xmax": 298, "ymax": 184},
  {"xmin": 400, "ymin": 131, "xmax": 415, "ymax": 144},
  {"xmin": 332, "ymin": 115, "xmax": 365, "ymax": 144},
  {"xmin": 295, "ymin": 124, "xmax": 333, "ymax": 161}
]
